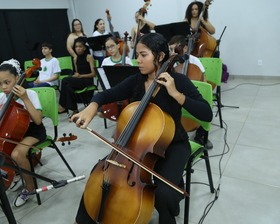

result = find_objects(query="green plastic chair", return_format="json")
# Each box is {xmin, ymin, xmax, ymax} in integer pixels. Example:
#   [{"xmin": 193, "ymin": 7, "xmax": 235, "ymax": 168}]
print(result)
[
  {"xmin": 74, "ymin": 60, "xmax": 99, "ymax": 107},
  {"xmin": 182, "ymin": 80, "xmax": 214, "ymax": 223},
  {"xmin": 199, "ymin": 58, "xmax": 223, "ymax": 128},
  {"xmin": 57, "ymin": 56, "xmax": 73, "ymax": 80},
  {"xmin": 28, "ymin": 87, "xmax": 76, "ymax": 204}
]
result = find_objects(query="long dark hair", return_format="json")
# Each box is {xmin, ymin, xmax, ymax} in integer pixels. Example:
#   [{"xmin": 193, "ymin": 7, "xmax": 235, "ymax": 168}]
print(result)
[
  {"xmin": 138, "ymin": 33, "xmax": 169, "ymax": 72},
  {"xmin": 184, "ymin": 1, "xmax": 209, "ymax": 23},
  {"xmin": 71, "ymin": 19, "xmax": 86, "ymax": 35},
  {"xmin": 93, "ymin": 18, "xmax": 104, "ymax": 33}
]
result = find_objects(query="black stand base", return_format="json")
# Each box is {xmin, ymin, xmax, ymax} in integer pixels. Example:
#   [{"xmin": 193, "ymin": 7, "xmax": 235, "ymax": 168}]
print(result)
[{"xmin": 0, "ymin": 155, "xmax": 59, "ymax": 224}]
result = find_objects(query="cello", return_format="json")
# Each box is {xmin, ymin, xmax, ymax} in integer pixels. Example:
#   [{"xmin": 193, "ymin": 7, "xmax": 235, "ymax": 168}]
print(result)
[
  {"xmin": 191, "ymin": 0, "xmax": 217, "ymax": 58},
  {"xmin": 173, "ymin": 37, "xmax": 204, "ymax": 132},
  {"xmin": 105, "ymin": 9, "xmax": 129, "ymax": 57},
  {"xmin": 81, "ymin": 55, "xmax": 188, "ymax": 223},
  {"xmin": 0, "ymin": 58, "xmax": 41, "ymax": 189},
  {"xmin": 101, "ymin": 32, "xmax": 131, "ymax": 121}
]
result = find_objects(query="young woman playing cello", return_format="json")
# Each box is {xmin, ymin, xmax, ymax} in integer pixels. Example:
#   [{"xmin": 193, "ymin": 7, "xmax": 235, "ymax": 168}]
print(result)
[
  {"xmin": 0, "ymin": 59, "xmax": 46, "ymax": 207},
  {"xmin": 71, "ymin": 33, "xmax": 212, "ymax": 224}
]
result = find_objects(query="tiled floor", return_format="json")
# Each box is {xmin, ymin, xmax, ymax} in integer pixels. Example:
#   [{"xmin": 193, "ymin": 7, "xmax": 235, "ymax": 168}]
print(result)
[{"xmin": 1, "ymin": 76, "xmax": 280, "ymax": 224}]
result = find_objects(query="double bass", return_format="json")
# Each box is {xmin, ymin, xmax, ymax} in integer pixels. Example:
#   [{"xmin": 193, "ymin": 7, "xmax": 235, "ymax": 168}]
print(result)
[
  {"xmin": 132, "ymin": 0, "xmax": 151, "ymax": 59},
  {"xmin": 0, "ymin": 58, "xmax": 41, "ymax": 189},
  {"xmin": 191, "ymin": 0, "xmax": 216, "ymax": 58},
  {"xmin": 81, "ymin": 55, "xmax": 188, "ymax": 223},
  {"xmin": 105, "ymin": 9, "xmax": 129, "ymax": 57}
]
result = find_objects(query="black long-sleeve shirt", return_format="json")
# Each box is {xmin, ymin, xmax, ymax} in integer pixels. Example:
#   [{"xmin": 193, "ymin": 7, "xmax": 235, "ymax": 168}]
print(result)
[{"xmin": 92, "ymin": 72, "xmax": 213, "ymax": 142}]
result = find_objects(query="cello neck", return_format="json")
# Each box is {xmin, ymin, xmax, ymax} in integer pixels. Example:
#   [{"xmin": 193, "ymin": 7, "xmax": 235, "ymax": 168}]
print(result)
[
  {"xmin": 0, "ymin": 72, "xmax": 26, "ymax": 121},
  {"xmin": 195, "ymin": 0, "xmax": 213, "ymax": 32},
  {"xmin": 121, "ymin": 32, "xmax": 129, "ymax": 66},
  {"xmin": 105, "ymin": 9, "xmax": 115, "ymax": 37}
]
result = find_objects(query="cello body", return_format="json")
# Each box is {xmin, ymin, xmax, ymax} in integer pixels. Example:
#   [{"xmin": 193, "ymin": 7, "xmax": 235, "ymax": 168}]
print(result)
[
  {"xmin": 0, "ymin": 101, "xmax": 30, "ymax": 189},
  {"xmin": 84, "ymin": 102, "xmax": 175, "ymax": 224},
  {"xmin": 191, "ymin": 27, "xmax": 217, "ymax": 58}
]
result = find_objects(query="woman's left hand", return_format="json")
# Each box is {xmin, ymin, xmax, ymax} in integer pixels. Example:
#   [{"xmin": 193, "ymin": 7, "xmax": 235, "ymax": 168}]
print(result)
[
  {"xmin": 156, "ymin": 72, "xmax": 177, "ymax": 97},
  {"xmin": 12, "ymin": 85, "xmax": 28, "ymax": 100},
  {"xmin": 72, "ymin": 72, "xmax": 81, "ymax": 78}
]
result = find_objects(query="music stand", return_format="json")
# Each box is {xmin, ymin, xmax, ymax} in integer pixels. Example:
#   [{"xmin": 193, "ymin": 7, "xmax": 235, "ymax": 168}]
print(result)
[
  {"xmin": 96, "ymin": 66, "xmax": 140, "ymax": 90},
  {"xmin": 87, "ymin": 34, "xmax": 112, "ymax": 52},
  {"xmin": 155, "ymin": 22, "xmax": 191, "ymax": 42}
]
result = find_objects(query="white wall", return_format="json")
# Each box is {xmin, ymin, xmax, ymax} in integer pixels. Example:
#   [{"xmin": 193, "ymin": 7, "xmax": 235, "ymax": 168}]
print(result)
[
  {"xmin": 71, "ymin": 0, "xmax": 280, "ymax": 77},
  {"xmin": 1, "ymin": 0, "xmax": 279, "ymax": 77}
]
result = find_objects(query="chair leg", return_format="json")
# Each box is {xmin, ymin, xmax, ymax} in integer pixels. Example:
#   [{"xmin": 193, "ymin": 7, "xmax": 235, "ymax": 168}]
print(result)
[
  {"xmin": 203, "ymin": 150, "xmax": 215, "ymax": 193},
  {"xmin": 51, "ymin": 142, "xmax": 76, "ymax": 177},
  {"xmin": 28, "ymin": 150, "xmax": 41, "ymax": 205},
  {"xmin": 103, "ymin": 118, "xmax": 107, "ymax": 129},
  {"xmin": 184, "ymin": 162, "xmax": 193, "ymax": 224},
  {"xmin": 216, "ymin": 87, "xmax": 223, "ymax": 128}
]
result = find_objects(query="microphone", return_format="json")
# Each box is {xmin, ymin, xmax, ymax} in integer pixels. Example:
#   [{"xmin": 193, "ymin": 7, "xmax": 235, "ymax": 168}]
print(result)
[{"xmin": 28, "ymin": 175, "xmax": 85, "ymax": 195}]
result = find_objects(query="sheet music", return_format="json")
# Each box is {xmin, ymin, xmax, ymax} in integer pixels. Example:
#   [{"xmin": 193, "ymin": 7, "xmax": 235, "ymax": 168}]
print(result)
[{"xmin": 97, "ymin": 68, "xmax": 111, "ymax": 89}]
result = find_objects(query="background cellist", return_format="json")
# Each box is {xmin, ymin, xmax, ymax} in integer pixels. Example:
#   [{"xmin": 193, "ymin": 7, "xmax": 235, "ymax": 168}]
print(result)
[
  {"xmin": 184, "ymin": 1, "xmax": 215, "ymax": 35},
  {"xmin": 169, "ymin": 35, "xmax": 213, "ymax": 149},
  {"xmin": 0, "ymin": 59, "xmax": 46, "ymax": 207},
  {"xmin": 72, "ymin": 33, "xmax": 212, "ymax": 224},
  {"xmin": 97, "ymin": 36, "xmax": 133, "ymax": 119}
]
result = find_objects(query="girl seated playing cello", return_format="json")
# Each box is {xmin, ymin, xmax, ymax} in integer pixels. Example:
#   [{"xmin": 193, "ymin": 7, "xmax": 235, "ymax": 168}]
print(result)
[
  {"xmin": 71, "ymin": 33, "xmax": 213, "ymax": 224},
  {"xmin": 0, "ymin": 59, "xmax": 46, "ymax": 207}
]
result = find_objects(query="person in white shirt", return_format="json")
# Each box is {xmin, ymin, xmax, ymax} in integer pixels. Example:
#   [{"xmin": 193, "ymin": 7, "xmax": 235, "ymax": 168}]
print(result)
[{"xmin": 29, "ymin": 42, "xmax": 60, "ymax": 88}]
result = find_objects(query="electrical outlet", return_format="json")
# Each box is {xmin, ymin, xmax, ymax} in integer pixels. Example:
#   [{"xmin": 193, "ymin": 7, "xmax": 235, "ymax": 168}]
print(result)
[{"xmin": 258, "ymin": 60, "xmax": 262, "ymax": 66}]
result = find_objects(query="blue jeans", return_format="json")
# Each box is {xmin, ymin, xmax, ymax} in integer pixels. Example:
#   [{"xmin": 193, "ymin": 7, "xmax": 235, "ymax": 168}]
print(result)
[{"xmin": 29, "ymin": 82, "xmax": 51, "ymax": 88}]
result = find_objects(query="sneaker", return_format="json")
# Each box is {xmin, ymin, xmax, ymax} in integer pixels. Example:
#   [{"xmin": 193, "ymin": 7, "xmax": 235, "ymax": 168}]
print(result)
[
  {"xmin": 13, "ymin": 189, "xmax": 30, "ymax": 207},
  {"xmin": 9, "ymin": 174, "xmax": 23, "ymax": 192},
  {"xmin": 194, "ymin": 134, "xmax": 213, "ymax": 150}
]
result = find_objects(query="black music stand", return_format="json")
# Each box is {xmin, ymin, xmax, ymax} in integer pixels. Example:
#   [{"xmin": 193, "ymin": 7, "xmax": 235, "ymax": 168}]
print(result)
[
  {"xmin": 87, "ymin": 34, "xmax": 112, "ymax": 55},
  {"xmin": 155, "ymin": 22, "xmax": 191, "ymax": 42},
  {"xmin": 96, "ymin": 66, "xmax": 140, "ymax": 90}
]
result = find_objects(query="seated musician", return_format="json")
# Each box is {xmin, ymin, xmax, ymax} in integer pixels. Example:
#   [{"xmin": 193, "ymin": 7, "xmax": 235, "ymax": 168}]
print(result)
[
  {"xmin": 184, "ymin": 1, "xmax": 215, "ymax": 34},
  {"xmin": 169, "ymin": 35, "xmax": 213, "ymax": 149},
  {"xmin": 28, "ymin": 42, "xmax": 60, "ymax": 88},
  {"xmin": 97, "ymin": 36, "xmax": 133, "ymax": 118},
  {"xmin": 130, "ymin": 8, "xmax": 156, "ymax": 50},
  {"xmin": 0, "ymin": 59, "xmax": 46, "ymax": 207},
  {"xmin": 58, "ymin": 37, "xmax": 95, "ymax": 118},
  {"xmin": 71, "ymin": 33, "xmax": 213, "ymax": 224}
]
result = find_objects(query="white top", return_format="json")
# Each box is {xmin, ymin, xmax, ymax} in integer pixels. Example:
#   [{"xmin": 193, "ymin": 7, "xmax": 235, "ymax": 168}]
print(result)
[
  {"xmin": 188, "ymin": 55, "xmax": 205, "ymax": 73},
  {"xmin": 92, "ymin": 30, "xmax": 110, "ymax": 57},
  {"xmin": 39, "ymin": 57, "xmax": 60, "ymax": 86},
  {"xmin": 101, "ymin": 56, "xmax": 133, "ymax": 66},
  {"xmin": 0, "ymin": 89, "xmax": 42, "ymax": 121}
]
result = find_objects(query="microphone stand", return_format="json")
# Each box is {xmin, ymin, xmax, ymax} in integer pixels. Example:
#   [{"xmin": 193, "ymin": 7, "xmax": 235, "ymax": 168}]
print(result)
[
  {"xmin": 212, "ymin": 26, "xmax": 239, "ymax": 112},
  {"xmin": 0, "ymin": 155, "xmax": 84, "ymax": 224}
]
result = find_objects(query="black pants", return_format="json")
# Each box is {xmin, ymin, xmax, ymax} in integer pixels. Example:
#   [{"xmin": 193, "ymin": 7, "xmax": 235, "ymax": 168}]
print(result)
[
  {"xmin": 75, "ymin": 139, "xmax": 190, "ymax": 224},
  {"xmin": 59, "ymin": 77, "xmax": 93, "ymax": 110}
]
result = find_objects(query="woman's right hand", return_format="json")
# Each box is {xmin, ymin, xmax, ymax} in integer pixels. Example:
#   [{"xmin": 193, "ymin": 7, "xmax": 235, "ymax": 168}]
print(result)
[{"xmin": 71, "ymin": 102, "xmax": 98, "ymax": 129}]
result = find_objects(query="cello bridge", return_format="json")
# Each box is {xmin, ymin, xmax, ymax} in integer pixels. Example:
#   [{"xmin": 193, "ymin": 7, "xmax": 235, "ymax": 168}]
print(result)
[{"xmin": 106, "ymin": 160, "xmax": 126, "ymax": 168}]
